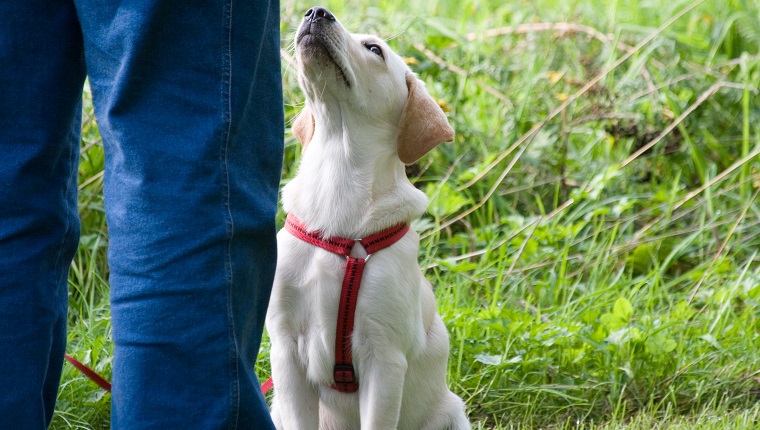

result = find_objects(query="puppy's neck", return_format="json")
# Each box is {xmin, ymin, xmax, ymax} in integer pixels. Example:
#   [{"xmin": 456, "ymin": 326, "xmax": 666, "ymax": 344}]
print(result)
[{"xmin": 282, "ymin": 125, "xmax": 428, "ymax": 238}]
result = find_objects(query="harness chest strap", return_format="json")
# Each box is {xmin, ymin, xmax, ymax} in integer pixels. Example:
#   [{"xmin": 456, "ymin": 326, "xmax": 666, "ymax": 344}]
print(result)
[{"xmin": 285, "ymin": 213, "xmax": 410, "ymax": 393}]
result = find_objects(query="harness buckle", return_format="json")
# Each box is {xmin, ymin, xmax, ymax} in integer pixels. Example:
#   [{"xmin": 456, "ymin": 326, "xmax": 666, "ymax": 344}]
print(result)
[
  {"xmin": 332, "ymin": 364, "xmax": 358, "ymax": 392},
  {"xmin": 333, "ymin": 364, "xmax": 356, "ymax": 384}
]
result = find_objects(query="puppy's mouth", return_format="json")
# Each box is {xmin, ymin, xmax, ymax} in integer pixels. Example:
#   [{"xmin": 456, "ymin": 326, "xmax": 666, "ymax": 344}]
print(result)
[{"xmin": 296, "ymin": 15, "xmax": 352, "ymax": 88}]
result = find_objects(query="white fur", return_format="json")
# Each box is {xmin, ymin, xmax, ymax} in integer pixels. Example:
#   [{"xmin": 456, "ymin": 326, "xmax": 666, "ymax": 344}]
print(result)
[{"xmin": 266, "ymin": 11, "xmax": 470, "ymax": 430}]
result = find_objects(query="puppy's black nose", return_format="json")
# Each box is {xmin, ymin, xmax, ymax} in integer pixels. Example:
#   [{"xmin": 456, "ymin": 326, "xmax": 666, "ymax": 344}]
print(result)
[{"xmin": 304, "ymin": 7, "xmax": 335, "ymax": 22}]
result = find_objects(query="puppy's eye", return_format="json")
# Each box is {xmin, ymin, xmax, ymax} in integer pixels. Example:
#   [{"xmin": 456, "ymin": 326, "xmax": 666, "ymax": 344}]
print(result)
[{"xmin": 364, "ymin": 43, "xmax": 384, "ymax": 59}]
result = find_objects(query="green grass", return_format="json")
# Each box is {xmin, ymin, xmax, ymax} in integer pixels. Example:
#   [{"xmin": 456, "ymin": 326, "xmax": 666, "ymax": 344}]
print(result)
[{"xmin": 54, "ymin": 0, "xmax": 760, "ymax": 428}]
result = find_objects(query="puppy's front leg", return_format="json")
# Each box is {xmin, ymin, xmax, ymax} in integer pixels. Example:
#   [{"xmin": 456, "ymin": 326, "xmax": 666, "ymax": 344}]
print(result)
[
  {"xmin": 358, "ymin": 351, "xmax": 407, "ymax": 429},
  {"xmin": 270, "ymin": 340, "xmax": 319, "ymax": 430}
]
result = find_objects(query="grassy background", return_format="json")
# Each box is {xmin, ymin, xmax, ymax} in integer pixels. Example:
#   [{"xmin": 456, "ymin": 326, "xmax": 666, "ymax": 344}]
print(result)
[{"xmin": 54, "ymin": 0, "xmax": 760, "ymax": 428}]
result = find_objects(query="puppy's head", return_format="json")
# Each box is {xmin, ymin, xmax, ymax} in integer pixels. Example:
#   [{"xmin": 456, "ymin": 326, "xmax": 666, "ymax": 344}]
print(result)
[{"xmin": 293, "ymin": 7, "xmax": 453, "ymax": 164}]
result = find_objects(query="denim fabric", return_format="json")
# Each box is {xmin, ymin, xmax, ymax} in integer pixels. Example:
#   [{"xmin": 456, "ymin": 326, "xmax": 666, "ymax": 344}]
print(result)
[
  {"xmin": 0, "ymin": 0, "xmax": 282, "ymax": 428},
  {"xmin": 0, "ymin": 1, "xmax": 86, "ymax": 427}
]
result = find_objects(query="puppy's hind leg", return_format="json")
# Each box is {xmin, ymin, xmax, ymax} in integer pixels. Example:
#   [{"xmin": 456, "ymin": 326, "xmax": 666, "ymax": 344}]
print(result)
[
  {"xmin": 270, "ymin": 403, "xmax": 283, "ymax": 429},
  {"xmin": 418, "ymin": 391, "xmax": 470, "ymax": 430}
]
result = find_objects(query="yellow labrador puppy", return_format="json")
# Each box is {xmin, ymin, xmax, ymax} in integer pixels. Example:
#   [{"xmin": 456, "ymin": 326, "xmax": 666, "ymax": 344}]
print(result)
[{"xmin": 266, "ymin": 6, "xmax": 470, "ymax": 429}]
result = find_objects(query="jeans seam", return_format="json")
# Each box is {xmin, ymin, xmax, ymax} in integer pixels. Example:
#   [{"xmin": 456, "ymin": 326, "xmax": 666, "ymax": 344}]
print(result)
[
  {"xmin": 44, "ymin": 115, "xmax": 79, "ymax": 423},
  {"xmin": 249, "ymin": 0, "xmax": 272, "ymax": 95},
  {"xmin": 221, "ymin": 0, "xmax": 240, "ymax": 427},
  {"xmin": 52, "ymin": 122, "xmax": 79, "ymax": 287}
]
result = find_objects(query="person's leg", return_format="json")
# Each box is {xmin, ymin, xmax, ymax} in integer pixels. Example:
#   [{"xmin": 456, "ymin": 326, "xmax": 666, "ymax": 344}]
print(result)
[
  {"xmin": 75, "ymin": 0, "xmax": 283, "ymax": 427},
  {"xmin": 0, "ymin": 2, "xmax": 85, "ymax": 428}
]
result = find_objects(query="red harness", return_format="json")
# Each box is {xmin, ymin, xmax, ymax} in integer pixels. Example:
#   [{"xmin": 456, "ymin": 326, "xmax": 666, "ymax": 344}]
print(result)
[{"xmin": 284, "ymin": 213, "xmax": 410, "ymax": 393}]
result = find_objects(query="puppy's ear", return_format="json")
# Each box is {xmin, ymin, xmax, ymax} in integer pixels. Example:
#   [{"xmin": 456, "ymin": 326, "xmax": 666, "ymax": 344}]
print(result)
[
  {"xmin": 292, "ymin": 105, "xmax": 315, "ymax": 148},
  {"xmin": 396, "ymin": 73, "xmax": 454, "ymax": 164}
]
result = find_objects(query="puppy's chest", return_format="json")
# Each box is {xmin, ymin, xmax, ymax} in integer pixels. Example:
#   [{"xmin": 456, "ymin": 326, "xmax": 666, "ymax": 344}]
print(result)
[
  {"xmin": 279, "ymin": 244, "xmax": 424, "ymax": 377},
  {"xmin": 288, "ymin": 249, "xmax": 414, "ymax": 326}
]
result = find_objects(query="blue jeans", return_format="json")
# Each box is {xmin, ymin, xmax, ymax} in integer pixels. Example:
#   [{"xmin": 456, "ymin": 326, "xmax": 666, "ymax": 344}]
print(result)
[{"xmin": 0, "ymin": 0, "xmax": 282, "ymax": 428}]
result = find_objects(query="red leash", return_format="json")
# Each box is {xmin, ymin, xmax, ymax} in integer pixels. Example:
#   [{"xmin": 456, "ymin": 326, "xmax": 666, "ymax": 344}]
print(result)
[
  {"xmin": 64, "ymin": 354, "xmax": 112, "ymax": 392},
  {"xmin": 284, "ymin": 213, "xmax": 410, "ymax": 393},
  {"xmin": 67, "ymin": 352, "xmax": 276, "ymax": 395},
  {"xmin": 260, "ymin": 376, "xmax": 275, "ymax": 394}
]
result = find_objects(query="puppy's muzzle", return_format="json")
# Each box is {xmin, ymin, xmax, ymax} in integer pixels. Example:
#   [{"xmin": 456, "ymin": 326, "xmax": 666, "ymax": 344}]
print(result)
[
  {"xmin": 305, "ymin": 7, "xmax": 335, "ymax": 23},
  {"xmin": 295, "ymin": 6, "xmax": 352, "ymax": 88},
  {"xmin": 296, "ymin": 6, "xmax": 336, "ymax": 44}
]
